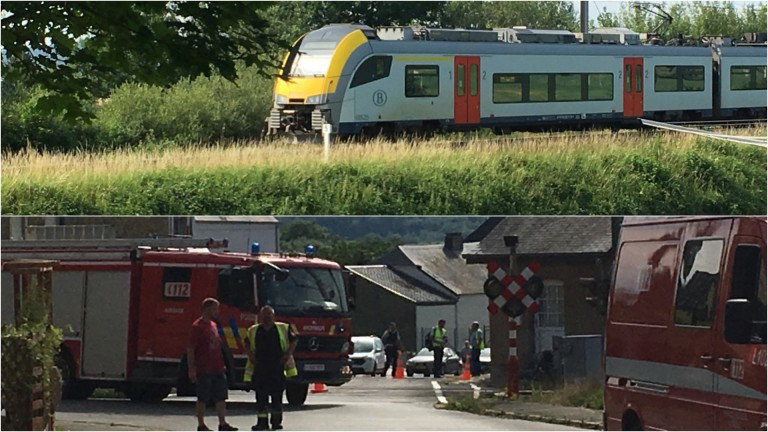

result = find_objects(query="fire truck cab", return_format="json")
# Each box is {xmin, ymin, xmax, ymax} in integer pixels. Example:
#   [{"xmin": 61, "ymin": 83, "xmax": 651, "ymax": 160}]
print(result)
[
  {"xmin": 604, "ymin": 217, "xmax": 767, "ymax": 430},
  {"xmin": 1, "ymin": 239, "xmax": 354, "ymax": 406}
]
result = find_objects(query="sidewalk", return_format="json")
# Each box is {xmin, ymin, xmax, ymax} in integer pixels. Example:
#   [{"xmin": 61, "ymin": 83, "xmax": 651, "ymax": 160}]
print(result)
[{"xmin": 436, "ymin": 376, "xmax": 603, "ymax": 430}]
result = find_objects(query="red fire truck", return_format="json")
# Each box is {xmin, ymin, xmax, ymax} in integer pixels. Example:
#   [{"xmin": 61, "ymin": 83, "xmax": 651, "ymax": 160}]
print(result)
[
  {"xmin": 1, "ymin": 238, "xmax": 354, "ymax": 406},
  {"xmin": 604, "ymin": 216, "xmax": 766, "ymax": 430}
]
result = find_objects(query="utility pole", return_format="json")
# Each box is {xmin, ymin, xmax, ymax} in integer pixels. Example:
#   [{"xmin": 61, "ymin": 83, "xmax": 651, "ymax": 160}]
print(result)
[{"xmin": 580, "ymin": 1, "xmax": 589, "ymax": 35}]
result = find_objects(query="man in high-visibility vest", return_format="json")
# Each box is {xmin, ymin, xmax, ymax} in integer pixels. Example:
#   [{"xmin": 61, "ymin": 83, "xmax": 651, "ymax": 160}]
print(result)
[
  {"xmin": 468, "ymin": 321, "xmax": 485, "ymax": 376},
  {"xmin": 244, "ymin": 306, "xmax": 298, "ymax": 431},
  {"xmin": 430, "ymin": 319, "xmax": 448, "ymax": 378}
]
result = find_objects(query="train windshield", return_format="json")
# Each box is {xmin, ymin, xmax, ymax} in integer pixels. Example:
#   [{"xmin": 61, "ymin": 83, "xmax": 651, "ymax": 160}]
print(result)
[
  {"xmin": 289, "ymin": 51, "xmax": 333, "ymax": 77},
  {"xmin": 259, "ymin": 266, "xmax": 348, "ymax": 316}
]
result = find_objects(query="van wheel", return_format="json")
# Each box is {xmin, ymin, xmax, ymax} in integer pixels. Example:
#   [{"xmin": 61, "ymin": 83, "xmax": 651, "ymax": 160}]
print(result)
[
  {"xmin": 55, "ymin": 353, "xmax": 94, "ymax": 400},
  {"xmin": 286, "ymin": 382, "xmax": 309, "ymax": 407},
  {"xmin": 622, "ymin": 410, "xmax": 642, "ymax": 431}
]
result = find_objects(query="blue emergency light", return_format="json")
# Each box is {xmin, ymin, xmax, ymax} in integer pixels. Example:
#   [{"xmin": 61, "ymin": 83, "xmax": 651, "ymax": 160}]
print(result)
[
  {"xmin": 305, "ymin": 244, "xmax": 316, "ymax": 257},
  {"xmin": 251, "ymin": 242, "xmax": 260, "ymax": 255}
]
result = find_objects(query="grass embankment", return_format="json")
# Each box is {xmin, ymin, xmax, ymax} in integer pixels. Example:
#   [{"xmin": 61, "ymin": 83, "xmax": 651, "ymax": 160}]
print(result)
[{"xmin": 2, "ymin": 130, "xmax": 765, "ymax": 214}]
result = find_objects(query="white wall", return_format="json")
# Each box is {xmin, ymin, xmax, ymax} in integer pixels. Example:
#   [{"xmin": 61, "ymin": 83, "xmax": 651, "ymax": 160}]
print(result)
[
  {"xmin": 192, "ymin": 222, "xmax": 278, "ymax": 253},
  {"xmin": 415, "ymin": 303, "xmax": 456, "ymax": 351},
  {"xmin": 456, "ymin": 294, "xmax": 491, "ymax": 347}
]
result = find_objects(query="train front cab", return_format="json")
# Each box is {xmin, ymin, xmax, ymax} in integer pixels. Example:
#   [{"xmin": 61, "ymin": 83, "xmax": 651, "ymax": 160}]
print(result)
[{"xmin": 605, "ymin": 217, "xmax": 767, "ymax": 430}]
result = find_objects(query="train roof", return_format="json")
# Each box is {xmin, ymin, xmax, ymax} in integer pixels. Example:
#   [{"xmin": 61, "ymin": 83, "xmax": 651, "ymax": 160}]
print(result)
[
  {"xmin": 718, "ymin": 46, "xmax": 768, "ymax": 58},
  {"xmin": 367, "ymin": 39, "xmax": 713, "ymax": 57}
]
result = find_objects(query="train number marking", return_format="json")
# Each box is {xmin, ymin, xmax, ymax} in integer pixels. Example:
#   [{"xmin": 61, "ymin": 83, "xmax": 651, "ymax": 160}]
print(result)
[
  {"xmin": 372, "ymin": 90, "xmax": 387, "ymax": 106},
  {"xmin": 164, "ymin": 282, "xmax": 191, "ymax": 298},
  {"xmin": 730, "ymin": 359, "xmax": 744, "ymax": 380}
]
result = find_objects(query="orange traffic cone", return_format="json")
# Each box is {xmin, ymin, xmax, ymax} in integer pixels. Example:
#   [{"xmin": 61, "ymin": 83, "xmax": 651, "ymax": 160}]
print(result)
[
  {"xmin": 394, "ymin": 351, "xmax": 405, "ymax": 379},
  {"xmin": 461, "ymin": 355, "xmax": 471, "ymax": 381},
  {"xmin": 310, "ymin": 382, "xmax": 328, "ymax": 393}
]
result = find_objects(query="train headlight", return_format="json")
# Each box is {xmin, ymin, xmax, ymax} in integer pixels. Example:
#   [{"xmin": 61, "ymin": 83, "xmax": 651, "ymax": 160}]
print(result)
[
  {"xmin": 306, "ymin": 94, "xmax": 325, "ymax": 105},
  {"xmin": 275, "ymin": 94, "xmax": 288, "ymax": 105}
]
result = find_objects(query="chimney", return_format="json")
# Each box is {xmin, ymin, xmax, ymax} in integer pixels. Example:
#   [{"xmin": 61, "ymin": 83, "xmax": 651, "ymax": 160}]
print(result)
[{"xmin": 443, "ymin": 232, "xmax": 463, "ymax": 253}]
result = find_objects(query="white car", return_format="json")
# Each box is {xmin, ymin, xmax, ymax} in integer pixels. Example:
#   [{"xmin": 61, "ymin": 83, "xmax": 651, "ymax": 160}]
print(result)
[{"xmin": 349, "ymin": 336, "xmax": 386, "ymax": 376}]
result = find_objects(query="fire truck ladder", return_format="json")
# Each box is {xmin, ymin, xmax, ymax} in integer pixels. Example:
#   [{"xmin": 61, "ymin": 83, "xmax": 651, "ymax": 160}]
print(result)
[{"xmin": 1, "ymin": 238, "xmax": 229, "ymax": 251}]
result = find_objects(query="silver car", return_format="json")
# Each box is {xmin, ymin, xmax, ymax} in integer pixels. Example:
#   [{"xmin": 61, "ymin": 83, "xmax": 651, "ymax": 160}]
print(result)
[
  {"xmin": 405, "ymin": 347, "xmax": 461, "ymax": 377},
  {"xmin": 349, "ymin": 336, "xmax": 386, "ymax": 376}
]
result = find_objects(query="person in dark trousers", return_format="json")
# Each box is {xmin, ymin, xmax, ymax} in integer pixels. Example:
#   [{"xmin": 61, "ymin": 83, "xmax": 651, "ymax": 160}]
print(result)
[
  {"xmin": 244, "ymin": 306, "xmax": 298, "ymax": 431},
  {"xmin": 187, "ymin": 298, "xmax": 238, "ymax": 432},
  {"xmin": 429, "ymin": 319, "xmax": 448, "ymax": 378},
  {"xmin": 380, "ymin": 322, "xmax": 402, "ymax": 377},
  {"xmin": 468, "ymin": 321, "xmax": 485, "ymax": 376}
]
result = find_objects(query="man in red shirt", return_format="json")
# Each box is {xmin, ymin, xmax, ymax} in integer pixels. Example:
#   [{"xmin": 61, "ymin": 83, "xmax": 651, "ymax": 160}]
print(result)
[{"xmin": 188, "ymin": 298, "xmax": 238, "ymax": 431}]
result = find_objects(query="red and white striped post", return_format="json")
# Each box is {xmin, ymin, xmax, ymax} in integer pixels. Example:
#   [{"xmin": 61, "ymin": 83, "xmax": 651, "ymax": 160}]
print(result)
[{"xmin": 486, "ymin": 260, "xmax": 540, "ymax": 399}]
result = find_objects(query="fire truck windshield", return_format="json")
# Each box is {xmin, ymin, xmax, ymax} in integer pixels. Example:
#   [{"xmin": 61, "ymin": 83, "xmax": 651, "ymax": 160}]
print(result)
[{"xmin": 259, "ymin": 267, "xmax": 348, "ymax": 316}]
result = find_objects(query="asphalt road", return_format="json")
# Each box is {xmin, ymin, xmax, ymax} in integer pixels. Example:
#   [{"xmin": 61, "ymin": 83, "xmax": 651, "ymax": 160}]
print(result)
[{"xmin": 56, "ymin": 375, "xmax": 582, "ymax": 431}]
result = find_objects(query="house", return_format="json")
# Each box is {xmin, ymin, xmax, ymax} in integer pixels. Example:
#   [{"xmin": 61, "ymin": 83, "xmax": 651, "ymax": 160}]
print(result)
[
  {"xmin": 0, "ymin": 216, "xmax": 279, "ymax": 252},
  {"xmin": 346, "ymin": 233, "xmax": 490, "ymax": 352},
  {"xmin": 463, "ymin": 217, "xmax": 620, "ymax": 386}
]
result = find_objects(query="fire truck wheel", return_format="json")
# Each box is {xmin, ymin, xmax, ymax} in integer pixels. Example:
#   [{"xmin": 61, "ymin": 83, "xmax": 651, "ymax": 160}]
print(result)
[
  {"xmin": 126, "ymin": 384, "xmax": 172, "ymax": 403},
  {"xmin": 55, "ymin": 353, "xmax": 94, "ymax": 400},
  {"xmin": 285, "ymin": 382, "xmax": 309, "ymax": 407}
]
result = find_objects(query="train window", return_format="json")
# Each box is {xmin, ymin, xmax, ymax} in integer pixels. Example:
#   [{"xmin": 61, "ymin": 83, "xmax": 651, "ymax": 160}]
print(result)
[
  {"xmin": 625, "ymin": 65, "xmax": 632, "ymax": 92},
  {"xmin": 680, "ymin": 66, "xmax": 704, "ymax": 91},
  {"xmin": 674, "ymin": 239, "xmax": 724, "ymax": 328},
  {"xmin": 469, "ymin": 64, "xmax": 478, "ymax": 96},
  {"xmin": 587, "ymin": 74, "xmax": 613, "ymax": 101},
  {"xmin": 529, "ymin": 74, "xmax": 549, "ymax": 102},
  {"xmin": 730, "ymin": 66, "xmax": 767, "ymax": 91},
  {"xmin": 350, "ymin": 56, "xmax": 393, "ymax": 88},
  {"xmin": 555, "ymin": 74, "xmax": 582, "ymax": 101},
  {"xmin": 405, "ymin": 65, "xmax": 439, "ymax": 98},
  {"xmin": 492, "ymin": 74, "xmax": 523, "ymax": 103},
  {"xmin": 457, "ymin": 64, "xmax": 465, "ymax": 97},
  {"xmin": 636, "ymin": 65, "xmax": 643, "ymax": 92},
  {"xmin": 655, "ymin": 66, "xmax": 705, "ymax": 92}
]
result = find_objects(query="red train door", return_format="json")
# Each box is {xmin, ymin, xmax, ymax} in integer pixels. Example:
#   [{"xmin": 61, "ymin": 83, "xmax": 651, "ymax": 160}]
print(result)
[
  {"xmin": 454, "ymin": 56, "xmax": 481, "ymax": 124},
  {"xmin": 623, "ymin": 58, "xmax": 644, "ymax": 117}
]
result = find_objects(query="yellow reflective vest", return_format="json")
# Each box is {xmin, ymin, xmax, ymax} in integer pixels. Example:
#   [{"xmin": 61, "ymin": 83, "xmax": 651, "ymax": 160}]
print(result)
[
  {"xmin": 243, "ymin": 322, "xmax": 298, "ymax": 382},
  {"xmin": 433, "ymin": 327, "xmax": 447, "ymax": 347}
]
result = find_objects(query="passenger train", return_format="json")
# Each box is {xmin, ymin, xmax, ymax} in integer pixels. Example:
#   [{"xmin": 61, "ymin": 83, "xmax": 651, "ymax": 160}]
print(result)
[{"xmin": 268, "ymin": 24, "xmax": 767, "ymax": 137}]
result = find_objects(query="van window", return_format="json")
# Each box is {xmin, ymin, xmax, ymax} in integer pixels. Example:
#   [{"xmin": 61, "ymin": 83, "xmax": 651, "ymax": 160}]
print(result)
[
  {"xmin": 730, "ymin": 245, "xmax": 766, "ymax": 343},
  {"xmin": 674, "ymin": 239, "xmax": 724, "ymax": 327}
]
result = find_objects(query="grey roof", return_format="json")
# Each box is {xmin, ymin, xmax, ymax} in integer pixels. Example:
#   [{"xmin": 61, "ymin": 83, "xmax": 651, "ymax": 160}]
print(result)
[
  {"xmin": 194, "ymin": 216, "xmax": 278, "ymax": 224},
  {"xmin": 397, "ymin": 244, "xmax": 488, "ymax": 296},
  {"xmin": 346, "ymin": 265, "xmax": 455, "ymax": 304},
  {"xmin": 464, "ymin": 218, "xmax": 503, "ymax": 243},
  {"xmin": 369, "ymin": 39, "xmax": 714, "ymax": 57},
  {"xmin": 464, "ymin": 217, "xmax": 615, "ymax": 259}
]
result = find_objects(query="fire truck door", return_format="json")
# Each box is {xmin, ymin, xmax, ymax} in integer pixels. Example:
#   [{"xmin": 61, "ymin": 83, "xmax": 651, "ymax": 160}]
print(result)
[
  {"xmin": 81, "ymin": 271, "xmax": 131, "ymax": 378},
  {"xmin": 52, "ymin": 271, "xmax": 85, "ymax": 338}
]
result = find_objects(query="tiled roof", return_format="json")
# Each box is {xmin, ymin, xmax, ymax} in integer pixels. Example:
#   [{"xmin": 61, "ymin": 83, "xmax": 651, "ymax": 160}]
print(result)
[
  {"xmin": 397, "ymin": 244, "xmax": 488, "ymax": 295},
  {"xmin": 464, "ymin": 217, "xmax": 615, "ymax": 258},
  {"xmin": 346, "ymin": 265, "xmax": 455, "ymax": 304}
]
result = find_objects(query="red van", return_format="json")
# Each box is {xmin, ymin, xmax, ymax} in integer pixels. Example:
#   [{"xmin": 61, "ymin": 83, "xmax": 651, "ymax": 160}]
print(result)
[{"xmin": 604, "ymin": 217, "xmax": 766, "ymax": 430}]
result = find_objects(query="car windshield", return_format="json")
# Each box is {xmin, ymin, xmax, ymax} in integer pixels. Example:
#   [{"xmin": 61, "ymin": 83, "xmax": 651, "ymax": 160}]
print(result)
[
  {"xmin": 259, "ymin": 266, "xmax": 348, "ymax": 316},
  {"xmin": 353, "ymin": 340, "xmax": 374, "ymax": 353}
]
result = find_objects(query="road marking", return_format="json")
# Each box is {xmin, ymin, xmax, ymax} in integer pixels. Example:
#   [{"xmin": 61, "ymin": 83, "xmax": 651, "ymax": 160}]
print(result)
[{"xmin": 431, "ymin": 380, "xmax": 448, "ymax": 404}]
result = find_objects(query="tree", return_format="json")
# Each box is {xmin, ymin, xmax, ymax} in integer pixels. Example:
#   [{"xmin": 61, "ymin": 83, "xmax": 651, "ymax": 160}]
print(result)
[
  {"xmin": 1, "ymin": 2, "xmax": 284, "ymax": 121},
  {"xmin": 442, "ymin": 1, "xmax": 577, "ymax": 30}
]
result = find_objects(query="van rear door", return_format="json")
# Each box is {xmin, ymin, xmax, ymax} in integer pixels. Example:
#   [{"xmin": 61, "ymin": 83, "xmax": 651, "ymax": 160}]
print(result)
[{"xmin": 715, "ymin": 236, "xmax": 767, "ymax": 430}]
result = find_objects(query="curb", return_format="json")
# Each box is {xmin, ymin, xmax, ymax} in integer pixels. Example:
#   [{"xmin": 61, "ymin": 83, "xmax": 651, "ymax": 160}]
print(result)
[{"xmin": 482, "ymin": 408, "xmax": 602, "ymax": 430}]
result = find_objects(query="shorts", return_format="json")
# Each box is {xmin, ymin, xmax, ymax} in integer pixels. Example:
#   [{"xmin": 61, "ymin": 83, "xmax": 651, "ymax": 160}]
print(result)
[{"xmin": 196, "ymin": 372, "xmax": 228, "ymax": 403}]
